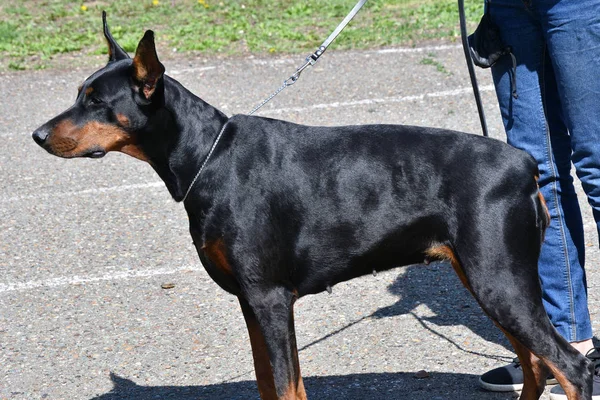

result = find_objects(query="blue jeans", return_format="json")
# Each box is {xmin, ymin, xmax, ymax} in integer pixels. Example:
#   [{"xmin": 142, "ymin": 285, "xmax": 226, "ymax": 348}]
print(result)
[{"xmin": 488, "ymin": 0, "xmax": 600, "ymax": 342}]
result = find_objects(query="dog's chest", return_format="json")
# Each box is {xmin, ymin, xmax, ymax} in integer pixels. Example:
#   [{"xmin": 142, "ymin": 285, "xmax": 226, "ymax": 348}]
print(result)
[{"xmin": 189, "ymin": 226, "xmax": 240, "ymax": 295}]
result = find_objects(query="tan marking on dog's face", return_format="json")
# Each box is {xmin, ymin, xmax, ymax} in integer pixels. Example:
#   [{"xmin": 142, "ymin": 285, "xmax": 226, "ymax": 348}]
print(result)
[
  {"xmin": 46, "ymin": 120, "xmax": 80, "ymax": 155},
  {"xmin": 85, "ymin": 87, "xmax": 94, "ymax": 96},
  {"xmin": 45, "ymin": 119, "xmax": 149, "ymax": 162},
  {"xmin": 118, "ymin": 141, "xmax": 150, "ymax": 162},
  {"xmin": 116, "ymin": 113, "xmax": 130, "ymax": 127}
]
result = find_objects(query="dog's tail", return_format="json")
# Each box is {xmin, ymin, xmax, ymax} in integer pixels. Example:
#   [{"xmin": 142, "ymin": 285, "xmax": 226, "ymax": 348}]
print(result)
[{"xmin": 532, "ymin": 173, "xmax": 550, "ymax": 244}]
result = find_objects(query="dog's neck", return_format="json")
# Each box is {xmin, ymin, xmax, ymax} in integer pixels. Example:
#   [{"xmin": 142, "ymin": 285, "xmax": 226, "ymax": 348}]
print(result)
[{"xmin": 140, "ymin": 75, "xmax": 228, "ymax": 202}]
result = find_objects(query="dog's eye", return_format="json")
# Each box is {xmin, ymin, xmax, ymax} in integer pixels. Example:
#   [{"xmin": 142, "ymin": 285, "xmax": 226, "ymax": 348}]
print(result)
[{"xmin": 89, "ymin": 96, "xmax": 103, "ymax": 105}]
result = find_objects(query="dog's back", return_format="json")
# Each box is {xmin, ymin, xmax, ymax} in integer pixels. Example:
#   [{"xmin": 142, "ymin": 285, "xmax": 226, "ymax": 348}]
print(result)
[{"xmin": 195, "ymin": 115, "xmax": 542, "ymax": 296}]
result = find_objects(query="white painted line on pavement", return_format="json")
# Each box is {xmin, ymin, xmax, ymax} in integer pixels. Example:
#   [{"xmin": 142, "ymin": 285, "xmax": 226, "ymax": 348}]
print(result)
[
  {"xmin": 164, "ymin": 44, "xmax": 464, "ymax": 73},
  {"xmin": 0, "ymin": 182, "xmax": 165, "ymax": 203},
  {"xmin": 259, "ymin": 85, "xmax": 495, "ymax": 115},
  {"xmin": 0, "ymin": 265, "xmax": 201, "ymax": 293},
  {"xmin": 169, "ymin": 65, "xmax": 217, "ymax": 75},
  {"xmin": 376, "ymin": 44, "xmax": 461, "ymax": 54}
]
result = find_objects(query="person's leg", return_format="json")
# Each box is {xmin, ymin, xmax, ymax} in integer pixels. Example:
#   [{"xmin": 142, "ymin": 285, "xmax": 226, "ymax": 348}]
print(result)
[
  {"xmin": 479, "ymin": 0, "xmax": 594, "ymax": 391},
  {"xmin": 532, "ymin": 0, "xmax": 600, "ymax": 396},
  {"xmin": 540, "ymin": 0, "xmax": 600, "ymax": 249},
  {"xmin": 538, "ymin": 0, "xmax": 600, "ymax": 346},
  {"xmin": 490, "ymin": 0, "xmax": 591, "ymax": 344}
]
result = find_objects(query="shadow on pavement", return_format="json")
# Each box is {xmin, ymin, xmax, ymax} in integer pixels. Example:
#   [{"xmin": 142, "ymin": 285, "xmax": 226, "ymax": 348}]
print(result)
[
  {"xmin": 91, "ymin": 371, "xmax": 520, "ymax": 400},
  {"xmin": 91, "ymin": 262, "xmax": 543, "ymax": 400},
  {"xmin": 372, "ymin": 261, "xmax": 513, "ymax": 355}
]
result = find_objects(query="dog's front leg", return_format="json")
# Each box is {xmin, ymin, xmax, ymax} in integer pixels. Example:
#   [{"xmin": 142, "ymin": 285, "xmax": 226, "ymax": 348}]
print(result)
[{"xmin": 239, "ymin": 288, "xmax": 306, "ymax": 400}]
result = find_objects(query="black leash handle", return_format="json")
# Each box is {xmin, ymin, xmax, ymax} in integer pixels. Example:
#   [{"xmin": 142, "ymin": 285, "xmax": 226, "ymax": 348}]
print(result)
[{"xmin": 458, "ymin": 0, "xmax": 489, "ymax": 137}]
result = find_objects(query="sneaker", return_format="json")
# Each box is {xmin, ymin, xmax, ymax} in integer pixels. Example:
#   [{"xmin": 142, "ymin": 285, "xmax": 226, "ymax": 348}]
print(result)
[
  {"xmin": 479, "ymin": 357, "xmax": 558, "ymax": 392},
  {"xmin": 549, "ymin": 348, "xmax": 600, "ymax": 399}
]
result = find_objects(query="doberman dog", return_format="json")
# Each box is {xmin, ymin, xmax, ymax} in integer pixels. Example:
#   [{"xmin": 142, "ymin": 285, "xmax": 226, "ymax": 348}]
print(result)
[{"xmin": 32, "ymin": 13, "xmax": 593, "ymax": 400}]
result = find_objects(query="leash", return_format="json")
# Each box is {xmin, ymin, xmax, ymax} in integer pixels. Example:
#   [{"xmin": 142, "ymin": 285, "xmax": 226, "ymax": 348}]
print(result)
[
  {"xmin": 182, "ymin": 1, "xmax": 367, "ymax": 202},
  {"xmin": 248, "ymin": 0, "xmax": 489, "ymax": 138},
  {"xmin": 248, "ymin": 0, "xmax": 368, "ymax": 115},
  {"xmin": 183, "ymin": 1, "xmax": 491, "ymax": 202},
  {"xmin": 458, "ymin": 0, "xmax": 489, "ymax": 137}
]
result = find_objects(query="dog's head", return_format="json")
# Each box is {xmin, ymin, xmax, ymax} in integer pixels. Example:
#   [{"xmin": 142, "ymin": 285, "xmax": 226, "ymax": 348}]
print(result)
[{"xmin": 32, "ymin": 12, "xmax": 164, "ymax": 163}]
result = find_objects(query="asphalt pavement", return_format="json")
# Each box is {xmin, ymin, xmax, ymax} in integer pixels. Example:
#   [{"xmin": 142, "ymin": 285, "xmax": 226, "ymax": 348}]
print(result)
[{"xmin": 1, "ymin": 42, "xmax": 599, "ymax": 400}]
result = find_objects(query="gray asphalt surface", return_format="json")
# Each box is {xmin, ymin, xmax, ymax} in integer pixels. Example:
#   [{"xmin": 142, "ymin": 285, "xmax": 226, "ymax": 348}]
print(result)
[{"xmin": 1, "ymin": 43, "xmax": 599, "ymax": 400}]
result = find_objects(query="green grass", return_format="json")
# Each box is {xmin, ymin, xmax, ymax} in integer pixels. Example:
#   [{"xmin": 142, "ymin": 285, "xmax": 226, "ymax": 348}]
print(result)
[
  {"xmin": 420, "ymin": 53, "xmax": 452, "ymax": 76},
  {"xmin": 0, "ymin": 0, "xmax": 482, "ymax": 71}
]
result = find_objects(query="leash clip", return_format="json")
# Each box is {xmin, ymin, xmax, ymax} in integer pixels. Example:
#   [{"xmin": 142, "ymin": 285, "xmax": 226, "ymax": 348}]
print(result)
[
  {"xmin": 309, "ymin": 46, "xmax": 326, "ymax": 64},
  {"xmin": 284, "ymin": 57, "xmax": 313, "ymax": 86},
  {"xmin": 284, "ymin": 45, "xmax": 325, "ymax": 86},
  {"xmin": 248, "ymin": 0, "xmax": 367, "ymax": 115}
]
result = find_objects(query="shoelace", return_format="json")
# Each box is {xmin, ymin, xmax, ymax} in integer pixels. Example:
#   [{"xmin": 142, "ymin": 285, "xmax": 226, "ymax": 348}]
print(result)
[
  {"xmin": 511, "ymin": 357, "xmax": 521, "ymax": 368},
  {"xmin": 585, "ymin": 348, "xmax": 600, "ymax": 377}
]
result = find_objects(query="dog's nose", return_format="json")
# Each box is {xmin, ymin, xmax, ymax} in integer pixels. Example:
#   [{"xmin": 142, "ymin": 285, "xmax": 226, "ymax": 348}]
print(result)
[{"xmin": 32, "ymin": 127, "xmax": 49, "ymax": 146}]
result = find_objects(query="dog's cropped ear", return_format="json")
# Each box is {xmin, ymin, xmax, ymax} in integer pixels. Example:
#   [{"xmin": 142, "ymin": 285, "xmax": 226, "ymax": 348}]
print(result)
[
  {"xmin": 102, "ymin": 11, "xmax": 129, "ymax": 62},
  {"xmin": 132, "ymin": 30, "xmax": 165, "ymax": 101}
]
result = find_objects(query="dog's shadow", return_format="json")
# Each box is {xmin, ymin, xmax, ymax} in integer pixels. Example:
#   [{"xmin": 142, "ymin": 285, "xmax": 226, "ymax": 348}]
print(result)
[
  {"xmin": 371, "ymin": 261, "xmax": 512, "ymax": 353},
  {"xmin": 91, "ymin": 371, "xmax": 519, "ymax": 400},
  {"xmin": 90, "ymin": 262, "xmax": 574, "ymax": 400}
]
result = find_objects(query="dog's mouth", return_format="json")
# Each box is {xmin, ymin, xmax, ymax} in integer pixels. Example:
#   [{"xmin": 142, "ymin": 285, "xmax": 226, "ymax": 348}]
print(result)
[
  {"xmin": 37, "ymin": 135, "xmax": 106, "ymax": 159},
  {"xmin": 84, "ymin": 149, "xmax": 107, "ymax": 158},
  {"xmin": 44, "ymin": 146, "xmax": 107, "ymax": 159}
]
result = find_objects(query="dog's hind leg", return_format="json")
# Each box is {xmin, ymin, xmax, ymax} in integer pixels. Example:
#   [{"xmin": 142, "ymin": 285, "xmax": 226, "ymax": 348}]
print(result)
[
  {"xmin": 502, "ymin": 330, "xmax": 550, "ymax": 400},
  {"xmin": 483, "ymin": 272, "xmax": 592, "ymax": 400},
  {"xmin": 239, "ymin": 288, "xmax": 307, "ymax": 400},
  {"xmin": 427, "ymin": 239, "xmax": 593, "ymax": 400}
]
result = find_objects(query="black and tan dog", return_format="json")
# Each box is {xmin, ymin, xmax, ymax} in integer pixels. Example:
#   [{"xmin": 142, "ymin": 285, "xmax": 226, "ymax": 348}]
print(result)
[{"xmin": 32, "ymin": 13, "xmax": 593, "ymax": 400}]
